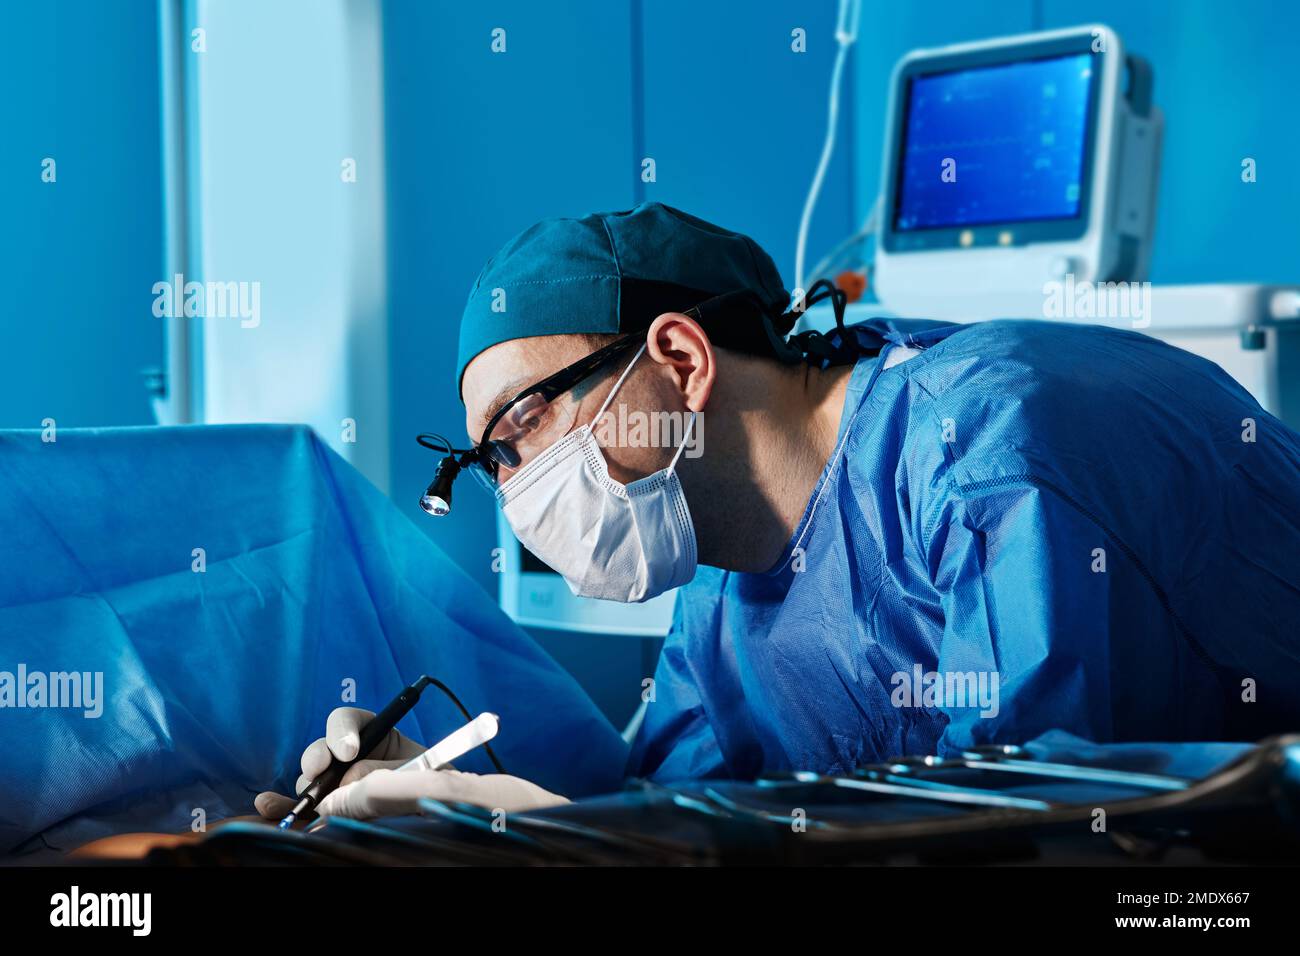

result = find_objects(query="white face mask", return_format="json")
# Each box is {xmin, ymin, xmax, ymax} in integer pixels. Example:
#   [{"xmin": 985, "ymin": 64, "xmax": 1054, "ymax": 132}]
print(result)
[{"xmin": 496, "ymin": 345, "xmax": 699, "ymax": 603}]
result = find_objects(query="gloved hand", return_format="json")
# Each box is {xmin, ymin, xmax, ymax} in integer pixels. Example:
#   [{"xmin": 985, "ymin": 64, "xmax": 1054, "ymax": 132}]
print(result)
[
  {"xmin": 314, "ymin": 767, "xmax": 569, "ymax": 820},
  {"xmin": 254, "ymin": 705, "xmax": 428, "ymax": 821},
  {"xmin": 253, "ymin": 705, "xmax": 568, "ymax": 822}
]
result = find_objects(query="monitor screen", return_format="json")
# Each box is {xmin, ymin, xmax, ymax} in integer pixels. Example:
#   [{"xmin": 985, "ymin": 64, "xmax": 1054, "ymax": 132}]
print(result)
[{"xmin": 894, "ymin": 52, "xmax": 1095, "ymax": 232}]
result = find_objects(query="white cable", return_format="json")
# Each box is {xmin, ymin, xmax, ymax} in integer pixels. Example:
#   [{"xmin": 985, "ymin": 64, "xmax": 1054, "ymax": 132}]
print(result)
[
  {"xmin": 793, "ymin": 0, "xmax": 861, "ymax": 298},
  {"xmin": 805, "ymin": 194, "xmax": 880, "ymax": 289}
]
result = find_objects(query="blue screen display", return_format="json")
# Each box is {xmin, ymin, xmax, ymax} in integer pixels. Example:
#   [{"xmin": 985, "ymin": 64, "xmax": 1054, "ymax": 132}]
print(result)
[{"xmin": 894, "ymin": 52, "xmax": 1094, "ymax": 231}]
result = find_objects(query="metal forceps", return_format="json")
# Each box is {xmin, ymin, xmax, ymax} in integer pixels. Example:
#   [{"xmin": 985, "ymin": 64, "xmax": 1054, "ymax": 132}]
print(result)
[
  {"xmin": 645, "ymin": 768, "xmax": 1055, "ymax": 829},
  {"xmin": 899, "ymin": 744, "xmax": 1193, "ymax": 792},
  {"xmin": 755, "ymin": 768, "xmax": 1055, "ymax": 812}
]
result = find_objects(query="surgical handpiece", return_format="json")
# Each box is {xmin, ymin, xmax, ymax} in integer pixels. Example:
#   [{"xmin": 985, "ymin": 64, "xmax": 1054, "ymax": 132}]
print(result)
[{"xmin": 278, "ymin": 675, "xmax": 434, "ymax": 830}]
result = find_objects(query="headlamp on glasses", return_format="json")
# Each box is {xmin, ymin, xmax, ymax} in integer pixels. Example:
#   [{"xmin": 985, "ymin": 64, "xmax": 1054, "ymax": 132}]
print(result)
[{"xmin": 415, "ymin": 435, "xmax": 481, "ymax": 516}]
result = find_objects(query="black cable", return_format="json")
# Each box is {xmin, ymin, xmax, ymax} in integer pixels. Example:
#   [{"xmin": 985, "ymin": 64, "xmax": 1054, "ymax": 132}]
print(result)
[
  {"xmin": 417, "ymin": 432, "xmax": 476, "ymax": 456},
  {"xmin": 416, "ymin": 675, "xmax": 508, "ymax": 774},
  {"xmin": 769, "ymin": 278, "xmax": 868, "ymax": 367},
  {"xmin": 416, "ymin": 433, "xmax": 451, "ymax": 453}
]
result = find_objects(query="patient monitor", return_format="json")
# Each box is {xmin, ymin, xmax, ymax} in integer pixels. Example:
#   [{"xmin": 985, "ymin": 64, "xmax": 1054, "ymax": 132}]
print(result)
[{"xmin": 873, "ymin": 24, "xmax": 1163, "ymax": 319}]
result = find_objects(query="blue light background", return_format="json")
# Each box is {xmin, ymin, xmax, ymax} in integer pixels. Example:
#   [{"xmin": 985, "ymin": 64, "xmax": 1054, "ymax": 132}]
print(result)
[
  {"xmin": 896, "ymin": 53, "xmax": 1093, "ymax": 230},
  {"xmin": 4, "ymin": 0, "xmax": 1298, "ymax": 722}
]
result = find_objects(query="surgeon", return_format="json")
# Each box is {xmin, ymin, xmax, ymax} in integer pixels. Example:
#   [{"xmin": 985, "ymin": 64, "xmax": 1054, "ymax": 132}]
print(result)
[{"xmin": 262, "ymin": 202, "xmax": 1300, "ymax": 820}]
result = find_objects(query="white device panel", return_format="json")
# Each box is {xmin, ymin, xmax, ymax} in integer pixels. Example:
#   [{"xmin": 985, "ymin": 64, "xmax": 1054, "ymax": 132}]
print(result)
[{"xmin": 873, "ymin": 25, "xmax": 1163, "ymax": 322}]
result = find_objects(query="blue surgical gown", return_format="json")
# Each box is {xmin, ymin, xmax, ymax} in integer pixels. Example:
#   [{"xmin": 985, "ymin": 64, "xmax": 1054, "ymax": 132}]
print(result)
[{"xmin": 629, "ymin": 319, "xmax": 1300, "ymax": 780}]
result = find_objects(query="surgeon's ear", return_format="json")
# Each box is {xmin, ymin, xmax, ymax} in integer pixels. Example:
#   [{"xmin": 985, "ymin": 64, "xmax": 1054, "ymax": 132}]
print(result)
[{"xmin": 645, "ymin": 312, "xmax": 716, "ymax": 413}]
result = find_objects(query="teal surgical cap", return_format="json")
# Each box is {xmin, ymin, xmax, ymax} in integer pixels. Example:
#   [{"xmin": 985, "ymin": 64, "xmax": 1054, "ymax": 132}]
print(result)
[{"xmin": 456, "ymin": 202, "xmax": 790, "ymax": 397}]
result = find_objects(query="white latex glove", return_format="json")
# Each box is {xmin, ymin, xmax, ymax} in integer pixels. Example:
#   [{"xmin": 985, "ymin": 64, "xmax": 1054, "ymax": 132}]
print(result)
[
  {"xmin": 254, "ymin": 706, "xmax": 428, "ymax": 821},
  {"xmin": 315, "ymin": 767, "xmax": 569, "ymax": 820}
]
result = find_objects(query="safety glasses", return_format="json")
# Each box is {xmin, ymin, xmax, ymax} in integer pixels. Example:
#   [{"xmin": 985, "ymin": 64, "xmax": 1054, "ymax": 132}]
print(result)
[{"xmin": 472, "ymin": 333, "xmax": 644, "ymax": 485}]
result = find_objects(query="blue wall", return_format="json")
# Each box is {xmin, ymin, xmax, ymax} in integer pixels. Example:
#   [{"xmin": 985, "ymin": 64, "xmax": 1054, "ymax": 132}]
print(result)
[
  {"xmin": 0, "ymin": 1, "xmax": 163, "ymax": 429},
  {"xmin": 638, "ymin": 0, "xmax": 857, "ymax": 283}
]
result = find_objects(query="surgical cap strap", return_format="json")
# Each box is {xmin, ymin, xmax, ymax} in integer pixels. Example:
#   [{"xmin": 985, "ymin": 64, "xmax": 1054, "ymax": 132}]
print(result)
[
  {"xmin": 766, "ymin": 279, "xmax": 876, "ymax": 369},
  {"xmin": 650, "ymin": 280, "xmax": 874, "ymax": 370}
]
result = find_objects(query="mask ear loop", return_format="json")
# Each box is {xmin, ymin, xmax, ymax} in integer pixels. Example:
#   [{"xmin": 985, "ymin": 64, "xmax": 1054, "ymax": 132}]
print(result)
[
  {"xmin": 667, "ymin": 412, "xmax": 698, "ymax": 474},
  {"xmin": 594, "ymin": 341, "xmax": 698, "ymax": 474},
  {"xmin": 594, "ymin": 342, "xmax": 648, "ymax": 423}
]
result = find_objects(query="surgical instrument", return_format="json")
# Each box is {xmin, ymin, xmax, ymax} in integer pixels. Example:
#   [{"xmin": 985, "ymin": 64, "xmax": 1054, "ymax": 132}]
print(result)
[
  {"xmin": 396, "ymin": 712, "xmax": 499, "ymax": 773},
  {"xmin": 278, "ymin": 675, "xmax": 434, "ymax": 830}
]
